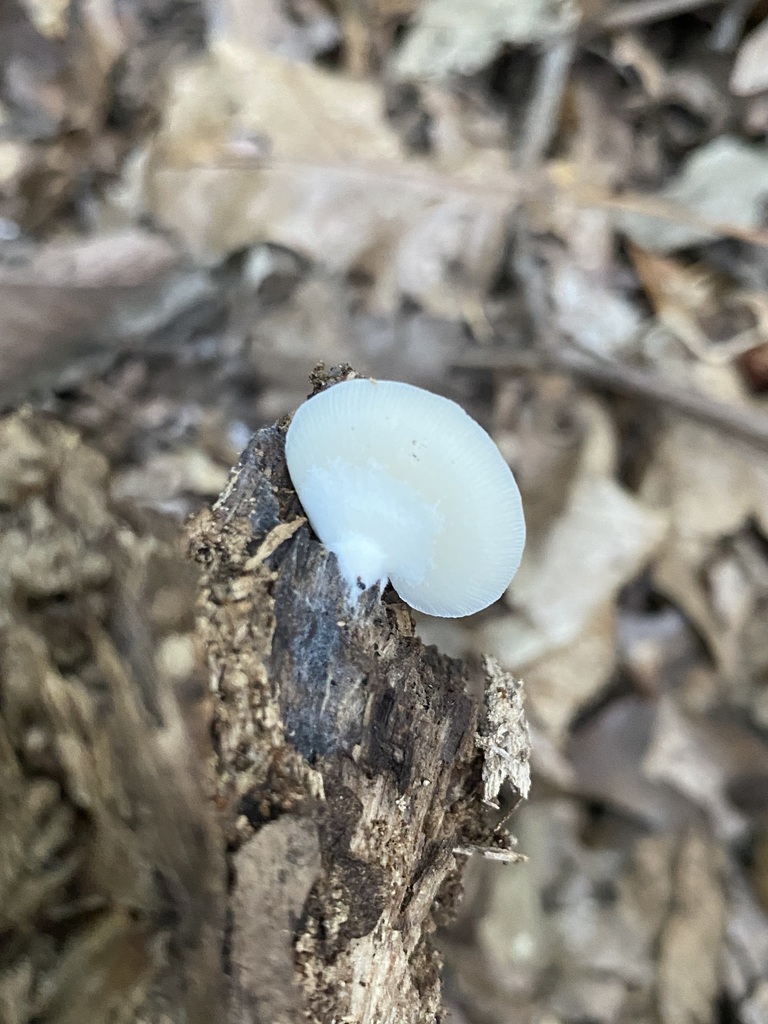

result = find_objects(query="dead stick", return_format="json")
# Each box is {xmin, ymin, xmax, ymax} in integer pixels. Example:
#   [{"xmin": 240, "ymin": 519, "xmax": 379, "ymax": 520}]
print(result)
[
  {"xmin": 186, "ymin": 379, "xmax": 530, "ymax": 1024},
  {"xmin": 453, "ymin": 346, "xmax": 768, "ymax": 453},
  {"xmin": 597, "ymin": 0, "xmax": 725, "ymax": 30},
  {"xmin": 519, "ymin": 33, "xmax": 578, "ymax": 171}
]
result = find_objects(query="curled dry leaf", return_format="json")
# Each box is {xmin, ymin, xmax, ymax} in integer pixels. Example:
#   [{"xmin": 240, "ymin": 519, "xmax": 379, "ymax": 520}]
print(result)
[
  {"xmin": 513, "ymin": 602, "xmax": 617, "ymax": 740},
  {"xmin": 567, "ymin": 696, "xmax": 696, "ymax": 828},
  {"xmin": 642, "ymin": 420, "xmax": 768, "ymax": 702}
]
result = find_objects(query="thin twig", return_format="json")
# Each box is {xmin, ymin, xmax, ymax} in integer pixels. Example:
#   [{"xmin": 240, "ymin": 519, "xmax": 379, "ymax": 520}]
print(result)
[
  {"xmin": 452, "ymin": 346, "xmax": 768, "ymax": 453},
  {"xmin": 519, "ymin": 33, "xmax": 579, "ymax": 171},
  {"xmin": 597, "ymin": 0, "xmax": 725, "ymax": 31},
  {"xmin": 709, "ymin": 0, "xmax": 754, "ymax": 51},
  {"xmin": 570, "ymin": 183, "xmax": 768, "ymax": 249}
]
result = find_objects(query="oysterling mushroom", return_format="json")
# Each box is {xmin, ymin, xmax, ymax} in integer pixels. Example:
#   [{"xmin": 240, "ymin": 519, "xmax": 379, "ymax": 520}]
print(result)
[{"xmin": 285, "ymin": 378, "xmax": 525, "ymax": 618}]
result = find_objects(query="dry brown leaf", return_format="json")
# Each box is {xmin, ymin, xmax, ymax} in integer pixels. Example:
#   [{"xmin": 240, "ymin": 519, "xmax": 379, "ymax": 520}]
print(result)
[
  {"xmin": 0, "ymin": 231, "xmax": 214, "ymax": 402},
  {"xmin": 486, "ymin": 603, "xmax": 616, "ymax": 741},
  {"xmin": 642, "ymin": 420, "xmax": 768, "ymax": 543},
  {"xmin": 207, "ymin": 0, "xmax": 340, "ymax": 60},
  {"xmin": 504, "ymin": 474, "xmax": 667, "ymax": 651},
  {"xmin": 657, "ymin": 832, "xmax": 725, "ymax": 1024},
  {"xmin": 394, "ymin": 0, "xmax": 580, "ymax": 79},
  {"xmin": 477, "ymin": 461, "xmax": 665, "ymax": 738},
  {"xmin": 610, "ymin": 33, "xmax": 667, "ymax": 99},
  {"xmin": 18, "ymin": 0, "xmax": 71, "ymax": 39},
  {"xmin": 641, "ymin": 417, "xmax": 768, "ymax": 703},
  {"xmin": 620, "ymin": 834, "xmax": 677, "ymax": 943},
  {"xmin": 731, "ymin": 18, "xmax": 768, "ymax": 97},
  {"xmin": 551, "ymin": 258, "xmax": 642, "ymax": 359},
  {"xmin": 567, "ymin": 696, "xmax": 695, "ymax": 827},
  {"xmin": 613, "ymin": 138, "xmax": 768, "ymax": 252},
  {"xmin": 650, "ymin": 533, "xmax": 768, "ymax": 724},
  {"xmin": 111, "ymin": 449, "xmax": 231, "ymax": 509},
  {"xmin": 0, "ymin": 230, "xmax": 179, "ymax": 289},
  {"xmin": 143, "ymin": 42, "xmax": 518, "ymax": 315},
  {"xmin": 643, "ymin": 699, "xmax": 768, "ymax": 841},
  {"xmin": 630, "ymin": 246, "xmax": 765, "ymax": 364}
]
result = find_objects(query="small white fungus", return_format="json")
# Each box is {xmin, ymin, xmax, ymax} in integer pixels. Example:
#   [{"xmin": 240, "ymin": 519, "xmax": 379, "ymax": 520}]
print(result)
[{"xmin": 285, "ymin": 378, "xmax": 526, "ymax": 618}]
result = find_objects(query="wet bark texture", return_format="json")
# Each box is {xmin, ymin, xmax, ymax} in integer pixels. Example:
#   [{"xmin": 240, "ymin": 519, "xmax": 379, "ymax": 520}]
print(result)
[{"xmin": 187, "ymin": 370, "xmax": 530, "ymax": 1024}]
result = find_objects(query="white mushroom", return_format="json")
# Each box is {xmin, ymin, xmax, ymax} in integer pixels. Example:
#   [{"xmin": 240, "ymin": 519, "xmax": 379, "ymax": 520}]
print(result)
[{"xmin": 285, "ymin": 378, "xmax": 525, "ymax": 618}]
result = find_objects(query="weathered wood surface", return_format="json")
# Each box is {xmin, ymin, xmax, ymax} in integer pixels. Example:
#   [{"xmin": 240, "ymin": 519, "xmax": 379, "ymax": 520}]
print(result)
[{"xmin": 187, "ymin": 371, "xmax": 530, "ymax": 1024}]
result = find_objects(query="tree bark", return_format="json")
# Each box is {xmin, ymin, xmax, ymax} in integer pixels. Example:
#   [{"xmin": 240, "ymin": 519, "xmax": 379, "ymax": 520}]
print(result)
[{"xmin": 187, "ymin": 368, "xmax": 530, "ymax": 1024}]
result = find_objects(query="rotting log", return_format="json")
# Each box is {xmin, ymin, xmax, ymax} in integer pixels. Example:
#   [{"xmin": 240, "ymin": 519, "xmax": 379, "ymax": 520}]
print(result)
[{"xmin": 187, "ymin": 367, "xmax": 531, "ymax": 1024}]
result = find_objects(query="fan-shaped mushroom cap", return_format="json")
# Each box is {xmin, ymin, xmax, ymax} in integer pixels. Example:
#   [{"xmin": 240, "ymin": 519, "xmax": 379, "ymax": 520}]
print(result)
[{"xmin": 285, "ymin": 378, "xmax": 525, "ymax": 618}]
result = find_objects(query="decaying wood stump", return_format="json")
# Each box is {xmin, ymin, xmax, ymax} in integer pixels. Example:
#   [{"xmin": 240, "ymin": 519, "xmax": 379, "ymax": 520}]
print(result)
[{"xmin": 187, "ymin": 369, "xmax": 530, "ymax": 1024}]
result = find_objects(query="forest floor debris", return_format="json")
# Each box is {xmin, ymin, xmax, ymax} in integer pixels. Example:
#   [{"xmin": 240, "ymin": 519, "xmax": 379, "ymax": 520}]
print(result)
[{"xmin": 2, "ymin": 0, "xmax": 768, "ymax": 1021}]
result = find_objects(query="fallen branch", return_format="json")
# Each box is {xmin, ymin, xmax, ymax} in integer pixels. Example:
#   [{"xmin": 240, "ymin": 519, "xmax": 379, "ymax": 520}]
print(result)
[
  {"xmin": 453, "ymin": 345, "xmax": 768, "ymax": 454},
  {"xmin": 186, "ymin": 370, "xmax": 530, "ymax": 1023}
]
